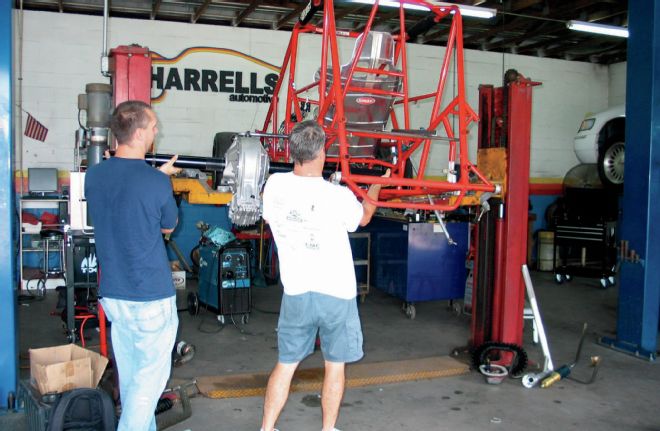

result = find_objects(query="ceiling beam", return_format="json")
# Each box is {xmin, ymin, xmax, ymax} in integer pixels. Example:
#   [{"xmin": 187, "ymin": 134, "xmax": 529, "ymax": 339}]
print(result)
[
  {"xmin": 590, "ymin": 49, "xmax": 627, "ymax": 65},
  {"xmin": 512, "ymin": 36, "xmax": 563, "ymax": 54},
  {"xmin": 336, "ymin": 5, "xmax": 365, "ymax": 20},
  {"xmin": 461, "ymin": 17, "xmax": 530, "ymax": 45},
  {"xmin": 233, "ymin": 0, "xmax": 260, "ymax": 26},
  {"xmin": 456, "ymin": 0, "xmax": 616, "ymax": 52},
  {"xmin": 390, "ymin": 16, "xmax": 419, "ymax": 35},
  {"xmin": 510, "ymin": 31, "xmax": 582, "ymax": 54},
  {"xmin": 273, "ymin": 2, "xmax": 307, "ymax": 30},
  {"xmin": 354, "ymin": 10, "xmax": 398, "ymax": 32},
  {"xmin": 569, "ymin": 41, "xmax": 627, "ymax": 62},
  {"xmin": 314, "ymin": 4, "xmax": 364, "ymax": 26},
  {"xmin": 587, "ymin": 7, "xmax": 627, "ymax": 23},
  {"xmin": 422, "ymin": 0, "xmax": 560, "ymax": 45},
  {"xmin": 538, "ymin": 40, "xmax": 586, "ymax": 56},
  {"xmin": 542, "ymin": 36, "xmax": 618, "ymax": 56},
  {"xmin": 496, "ymin": 0, "xmax": 599, "ymax": 23},
  {"xmin": 420, "ymin": 25, "xmax": 450, "ymax": 44},
  {"xmin": 16, "ymin": 0, "xmax": 629, "ymax": 65},
  {"xmin": 483, "ymin": 21, "xmax": 564, "ymax": 50},
  {"xmin": 191, "ymin": 0, "xmax": 212, "ymax": 24},
  {"xmin": 470, "ymin": 0, "xmax": 541, "ymax": 12},
  {"xmin": 508, "ymin": 0, "xmax": 544, "ymax": 12},
  {"xmin": 569, "ymin": 39, "xmax": 626, "ymax": 55},
  {"xmin": 151, "ymin": 0, "xmax": 162, "ymax": 20}
]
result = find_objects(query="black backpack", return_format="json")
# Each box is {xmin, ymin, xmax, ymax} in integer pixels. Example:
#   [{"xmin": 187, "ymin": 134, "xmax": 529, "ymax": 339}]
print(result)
[{"xmin": 46, "ymin": 388, "xmax": 117, "ymax": 431}]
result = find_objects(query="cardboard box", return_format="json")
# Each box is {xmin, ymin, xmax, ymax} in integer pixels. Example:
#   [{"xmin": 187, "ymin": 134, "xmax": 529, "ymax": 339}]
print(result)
[
  {"xmin": 172, "ymin": 270, "xmax": 186, "ymax": 290},
  {"xmin": 29, "ymin": 344, "xmax": 108, "ymax": 395}
]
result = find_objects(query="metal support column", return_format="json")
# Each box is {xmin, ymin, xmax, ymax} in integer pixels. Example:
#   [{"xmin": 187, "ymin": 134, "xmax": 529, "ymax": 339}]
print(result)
[
  {"xmin": 0, "ymin": 0, "xmax": 17, "ymax": 409},
  {"xmin": 497, "ymin": 80, "xmax": 535, "ymax": 346},
  {"xmin": 600, "ymin": 1, "xmax": 660, "ymax": 361},
  {"xmin": 470, "ymin": 85, "xmax": 497, "ymax": 347},
  {"xmin": 472, "ymin": 77, "xmax": 537, "ymax": 349}
]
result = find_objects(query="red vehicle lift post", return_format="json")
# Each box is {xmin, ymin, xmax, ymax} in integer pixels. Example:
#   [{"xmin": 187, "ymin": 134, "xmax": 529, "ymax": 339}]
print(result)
[{"xmin": 471, "ymin": 72, "xmax": 540, "ymax": 351}]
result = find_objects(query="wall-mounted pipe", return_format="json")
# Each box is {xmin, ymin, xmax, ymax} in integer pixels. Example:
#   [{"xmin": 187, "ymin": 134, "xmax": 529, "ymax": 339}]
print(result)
[{"xmin": 100, "ymin": 0, "xmax": 110, "ymax": 76}]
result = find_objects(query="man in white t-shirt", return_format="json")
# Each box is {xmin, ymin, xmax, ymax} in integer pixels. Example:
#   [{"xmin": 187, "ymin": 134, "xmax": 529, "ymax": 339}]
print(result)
[{"xmin": 260, "ymin": 121, "xmax": 387, "ymax": 431}]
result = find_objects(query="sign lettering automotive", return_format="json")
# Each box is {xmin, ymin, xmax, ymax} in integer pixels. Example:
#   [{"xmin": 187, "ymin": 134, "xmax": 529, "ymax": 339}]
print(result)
[
  {"xmin": 152, "ymin": 67, "xmax": 278, "ymax": 103},
  {"xmin": 150, "ymin": 47, "xmax": 281, "ymax": 104}
]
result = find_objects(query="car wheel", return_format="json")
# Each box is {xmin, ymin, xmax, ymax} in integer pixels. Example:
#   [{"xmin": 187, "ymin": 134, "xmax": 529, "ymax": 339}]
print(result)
[
  {"xmin": 190, "ymin": 245, "xmax": 201, "ymax": 274},
  {"xmin": 187, "ymin": 292, "xmax": 199, "ymax": 316},
  {"xmin": 598, "ymin": 139, "xmax": 624, "ymax": 192}
]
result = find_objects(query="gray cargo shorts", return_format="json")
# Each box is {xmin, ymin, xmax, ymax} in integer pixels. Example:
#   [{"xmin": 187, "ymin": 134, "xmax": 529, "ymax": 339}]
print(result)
[{"xmin": 277, "ymin": 292, "xmax": 364, "ymax": 364}]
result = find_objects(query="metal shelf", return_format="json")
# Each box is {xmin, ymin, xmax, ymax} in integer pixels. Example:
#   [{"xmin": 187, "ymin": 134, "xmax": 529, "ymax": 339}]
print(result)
[
  {"xmin": 19, "ymin": 197, "xmax": 68, "ymax": 286},
  {"xmin": 349, "ymin": 232, "xmax": 371, "ymax": 302}
]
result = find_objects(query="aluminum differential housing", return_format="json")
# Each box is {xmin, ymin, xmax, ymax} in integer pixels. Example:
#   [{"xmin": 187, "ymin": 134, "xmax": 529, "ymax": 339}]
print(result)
[{"xmin": 221, "ymin": 136, "xmax": 270, "ymax": 226}]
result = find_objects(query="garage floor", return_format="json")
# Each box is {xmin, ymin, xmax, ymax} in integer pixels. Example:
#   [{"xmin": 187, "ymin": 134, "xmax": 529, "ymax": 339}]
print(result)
[{"xmin": 4, "ymin": 271, "xmax": 660, "ymax": 430}]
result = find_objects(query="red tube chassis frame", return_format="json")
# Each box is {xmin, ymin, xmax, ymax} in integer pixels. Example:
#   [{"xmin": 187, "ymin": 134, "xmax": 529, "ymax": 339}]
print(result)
[{"xmin": 259, "ymin": 0, "xmax": 497, "ymax": 211}]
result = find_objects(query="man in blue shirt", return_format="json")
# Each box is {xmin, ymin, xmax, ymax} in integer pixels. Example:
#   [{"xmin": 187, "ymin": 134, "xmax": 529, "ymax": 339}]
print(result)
[{"xmin": 85, "ymin": 100, "xmax": 180, "ymax": 431}]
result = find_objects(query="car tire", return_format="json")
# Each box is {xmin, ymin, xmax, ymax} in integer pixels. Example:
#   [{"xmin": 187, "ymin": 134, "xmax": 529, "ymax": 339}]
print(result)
[{"xmin": 597, "ymin": 138, "xmax": 624, "ymax": 192}]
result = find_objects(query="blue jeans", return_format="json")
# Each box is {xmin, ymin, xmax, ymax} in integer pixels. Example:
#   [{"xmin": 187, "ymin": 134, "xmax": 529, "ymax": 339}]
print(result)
[{"xmin": 100, "ymin": 296, "xmax": 178, "ymax": 431}]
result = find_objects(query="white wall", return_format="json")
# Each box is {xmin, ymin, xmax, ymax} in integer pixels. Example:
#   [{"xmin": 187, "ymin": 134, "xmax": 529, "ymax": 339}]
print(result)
[
  {"xmin": 13, "ymin": 10, "xmax": 617, "ymax": 179},
  {"xmin": 608, "ymin": 61, "xmax": 627, "ymax": 107},
  {"xmin": 465, "ymin": 51, "xmax": 609, "ymax": 178}
]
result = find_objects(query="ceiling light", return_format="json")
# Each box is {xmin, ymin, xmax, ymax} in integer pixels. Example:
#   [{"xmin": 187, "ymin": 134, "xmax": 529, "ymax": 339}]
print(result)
[
  {"xmin": 348, "ymin": 0, "xmax": 496, "ymax": 19},
  {"xmin": 349, "ymin": 0, "xmax": 430, "ymax": 12},
  {"xmin": 566, "ymin": 20, "xmax": 629, "ymax": 38}
]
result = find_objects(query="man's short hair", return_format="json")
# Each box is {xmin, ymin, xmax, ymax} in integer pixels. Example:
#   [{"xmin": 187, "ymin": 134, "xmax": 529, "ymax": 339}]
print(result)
[
  {"xmin": 289, "ymin": 120, "xmax": 325, "ymax": 164},
  {"xmin": 110, "ymin": 100, "xmax": 152, "ymax": 145}
]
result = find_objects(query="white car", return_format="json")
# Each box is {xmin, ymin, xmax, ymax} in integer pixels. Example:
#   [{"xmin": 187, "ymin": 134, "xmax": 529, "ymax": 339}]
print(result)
[{"xmin": 573, "ymin": 105, "xmax": 625, "ymax": 189}]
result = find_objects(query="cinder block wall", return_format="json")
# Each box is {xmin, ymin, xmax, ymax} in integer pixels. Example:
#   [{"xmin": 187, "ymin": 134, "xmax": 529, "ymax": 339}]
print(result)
[{"xmin": 608, "ymin": 62, "xmax": 627, "ymax": 107}]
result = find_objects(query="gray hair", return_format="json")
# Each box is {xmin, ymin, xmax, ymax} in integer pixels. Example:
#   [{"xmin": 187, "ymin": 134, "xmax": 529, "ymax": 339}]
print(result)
[{"xmin": 289, "ymin": 120, "xmax": 325, "ymax": 164}]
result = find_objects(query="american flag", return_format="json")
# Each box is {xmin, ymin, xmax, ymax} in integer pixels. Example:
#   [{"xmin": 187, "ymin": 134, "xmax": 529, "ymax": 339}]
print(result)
[{"xmin": 24, "ymin": 113, "xmax": 48, "ymax": 142}]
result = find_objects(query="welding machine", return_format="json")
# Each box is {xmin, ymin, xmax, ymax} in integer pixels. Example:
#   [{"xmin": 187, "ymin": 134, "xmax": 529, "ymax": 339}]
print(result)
[{"xmin": 189, "ymin": 241, "xmax": 251, "ymax": 324}]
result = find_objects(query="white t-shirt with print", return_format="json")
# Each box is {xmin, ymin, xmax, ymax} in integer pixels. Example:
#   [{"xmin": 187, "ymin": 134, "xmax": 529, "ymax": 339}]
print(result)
[{"xmin": 262, "ymin": 172, "xmax": 363, "ymax": 300}]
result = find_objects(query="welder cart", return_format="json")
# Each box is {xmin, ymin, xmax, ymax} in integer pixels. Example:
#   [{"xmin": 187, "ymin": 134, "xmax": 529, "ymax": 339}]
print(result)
[{"xmin": 188, "ymin": 240, "xmax": 251, "ymax": 324}]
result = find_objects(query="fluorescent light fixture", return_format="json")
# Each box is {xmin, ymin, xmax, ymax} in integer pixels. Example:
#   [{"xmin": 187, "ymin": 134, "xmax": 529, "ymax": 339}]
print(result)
[
  {"xmin": 566, "ymin": 20, "xmax": 629, "ymax": 38},
  {"xmin": 348, "ymin": 0, "xmax": 496, "ymax": 19},
  {"xmin": 350, "ymin": 0, "xmax": 430, "ymax": 12}
]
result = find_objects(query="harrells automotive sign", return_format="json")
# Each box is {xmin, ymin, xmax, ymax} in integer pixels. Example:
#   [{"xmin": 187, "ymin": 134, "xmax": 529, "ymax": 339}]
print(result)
[{"xmin": 151, "ymin": 47, "xmax": 280, "ymax": 104}]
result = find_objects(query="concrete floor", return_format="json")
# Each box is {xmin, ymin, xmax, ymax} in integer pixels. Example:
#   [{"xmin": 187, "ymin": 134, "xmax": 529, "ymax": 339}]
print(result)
[{"xmin": 3, "ymin": 271, "xmax": 659, "ymax": 430}]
